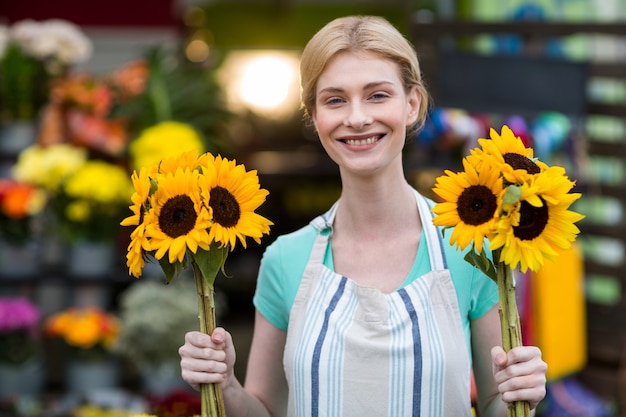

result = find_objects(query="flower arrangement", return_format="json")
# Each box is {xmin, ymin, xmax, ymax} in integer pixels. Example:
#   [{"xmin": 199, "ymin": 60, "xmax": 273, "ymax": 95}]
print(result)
[
  {"xmin": 0, "ymin": 19, "xmax": 92, "ymax": 122},
  {"xmin": 44, "ymin": 306, "xmax": 120, "ymax": 362},
  {"xmin": 0, "ymin": 179, "xmax": 46, "ymax": 244},
  {"xmin": 54, "ymin": 159, "xmax": 134, "ymax": 243},
  {"xmin": 122, "ymin": 149, "xmax": 272, "ymax": 417},
  {"xmin": 113, "ymin": 279, "xmax": 209, "ymax": 371},
  {"xmin": 12, "ymin": 142, "xmax": 87, "ymax": 192},
  {"xmin": 12, "ymin": 142, "xmax": 132, "ymax": 243},
  {"xmin": 431, "ymin": 125, "xmax": 584, "ymax": 417},
  {"xmin": 45, "ymin": 71, "xmax": 129, "ymax": 156},
  {"xmin": 129, "ymin": 121, "xmax": 205, "ymax": 172},
  {"xmin": 0, "ymin": 297, "xmax": 41, "ymax": 364}
]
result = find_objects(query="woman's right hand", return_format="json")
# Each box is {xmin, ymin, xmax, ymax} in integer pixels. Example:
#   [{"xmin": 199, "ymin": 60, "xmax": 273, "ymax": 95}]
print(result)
[{"xmin": 179, "ymin": 328, "xmax": 236, "ymax": 391}]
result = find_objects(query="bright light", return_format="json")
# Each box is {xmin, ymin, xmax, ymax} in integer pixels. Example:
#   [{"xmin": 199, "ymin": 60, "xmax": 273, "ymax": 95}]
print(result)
[
  {"xmin": 218, "ymin": 50, "xmax": 300, "ymax": 120},
  {"xmin": 239, "ymin": 56, "xmax": 292, "ymax": 110}
]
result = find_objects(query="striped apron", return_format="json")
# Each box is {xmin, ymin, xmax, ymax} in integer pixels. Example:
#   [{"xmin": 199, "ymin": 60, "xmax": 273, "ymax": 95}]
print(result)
[{"xmin": 283, "ymin": 191, "xmax": 471, "ymax": 417}]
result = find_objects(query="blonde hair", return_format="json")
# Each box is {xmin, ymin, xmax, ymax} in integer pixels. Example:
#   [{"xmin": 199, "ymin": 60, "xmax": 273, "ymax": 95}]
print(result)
[{"xmin": 299, "ymin": 15, "xmax": 430, "ymax": 135}]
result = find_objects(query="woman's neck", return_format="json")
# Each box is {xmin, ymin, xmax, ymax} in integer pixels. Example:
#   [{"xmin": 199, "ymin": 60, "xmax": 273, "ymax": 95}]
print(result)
[{"xmin": 334, "ymin": 173, "xmax": 419, "ymax": 239}]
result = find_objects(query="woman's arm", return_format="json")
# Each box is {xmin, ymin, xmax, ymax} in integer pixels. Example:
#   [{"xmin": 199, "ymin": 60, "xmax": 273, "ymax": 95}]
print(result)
[
  {"xmin": 180, "ymin": 310, "xmax": 288, "ymax": 417},
  {"xmin": 471, "ymin": 305, "xmax": 547, "ymax": 417}
]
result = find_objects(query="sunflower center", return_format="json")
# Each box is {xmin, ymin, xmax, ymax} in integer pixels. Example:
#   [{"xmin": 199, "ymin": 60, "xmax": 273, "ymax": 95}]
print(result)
[
  {"xmin": 209, "ymin": 186, "xmax": 241, "ymax": 228},
  {"xmin": 457, "ymin": 185, "xmax": 498, "ymax": 226},
  {"xmin": 513, "ymin": 199, "xmax": 549, "ymax": 241},
  {"xmin": 158, "ymin": 195, "xmax": 198, "ymax": 238},
  {"xmin": 503, "ymin": 153, "xmax": 540, "ymax": 174}
]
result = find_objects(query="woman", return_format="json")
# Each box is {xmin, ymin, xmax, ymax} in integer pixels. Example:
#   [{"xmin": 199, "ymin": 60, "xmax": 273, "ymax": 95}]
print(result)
[{"xmin": 179, "ymin": 15, "xmax": 547, "ymax": 417}]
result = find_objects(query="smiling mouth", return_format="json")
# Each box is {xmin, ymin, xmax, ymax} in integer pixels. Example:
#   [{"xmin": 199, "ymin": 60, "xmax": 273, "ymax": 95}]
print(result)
[{"xmin": 343, "ymin": 135, "xmax": 382, "ymax": 146}]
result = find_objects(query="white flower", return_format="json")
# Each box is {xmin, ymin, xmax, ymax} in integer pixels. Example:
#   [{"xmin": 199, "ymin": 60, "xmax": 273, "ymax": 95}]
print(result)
[
  {"xmin": 9, "ymin": 19, "xmax": 44, "ymax": 58},
  {"xmin": 9, "ymin": 19, "xmax": 92, "ymax": 64},
  {"xmin": 41, "ymin": 19, "xmax": 92, "ymax": 64}
]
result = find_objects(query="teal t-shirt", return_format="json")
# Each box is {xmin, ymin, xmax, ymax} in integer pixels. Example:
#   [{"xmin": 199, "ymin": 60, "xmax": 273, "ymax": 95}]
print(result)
[{"xmin": 253, "ymin": 208, "xmax": 499, "ymax": 357}]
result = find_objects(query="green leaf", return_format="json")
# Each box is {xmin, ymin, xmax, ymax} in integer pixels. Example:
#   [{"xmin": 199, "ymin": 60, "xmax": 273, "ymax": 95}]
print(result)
[
  {"xmin": 464, "ymin": 247, "xmax": 497, "ymax": 282},
  {"xmin": 502, "ymin": 185, "xmax": 522, "ymax": 206},
  {"xmin": 157, "ymin": 256, "xmax": 187, "ymax": 284},
  {"xmin": 191, "ymin": 243, "xmax": 229, "ymax": 288}
]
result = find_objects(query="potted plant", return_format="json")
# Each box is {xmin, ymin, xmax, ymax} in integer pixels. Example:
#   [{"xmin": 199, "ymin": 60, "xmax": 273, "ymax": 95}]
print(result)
[
  {"xmin": 113, "ymin": 279, "xmax": 224, "ymax": 395},
  {"xmin": 0, "ymin": 296, "xmax": 45, "ymax": 398},
  {"xmin": 0, "ymin": 179, "xmax": 47, "ymax": 277},
  {"xmin": 51, "ymin": 158, "xmax": 134, "ymax": 277},
  {"xmin": 0, "ymin": 19, "xmax": 92, "ymax": 155},
  {"xmin": 44, "ymin": 306, "xmax": 121, "ymax": 396}
]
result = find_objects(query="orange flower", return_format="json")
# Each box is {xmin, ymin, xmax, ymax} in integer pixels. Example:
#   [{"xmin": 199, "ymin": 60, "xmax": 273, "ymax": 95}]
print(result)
[
  {"xmin": 45, "ymin": 307, "xmax": 120, "ymax": 350},
  {"xmin": 0, "ymin": 180, "xmax": 44, "ymax": 219}
]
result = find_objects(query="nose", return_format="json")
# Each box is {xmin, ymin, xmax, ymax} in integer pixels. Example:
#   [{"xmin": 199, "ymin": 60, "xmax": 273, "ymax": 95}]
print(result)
[{"xmin": 343, "ymin": 103, "xmax": 372, "ymax": 130}]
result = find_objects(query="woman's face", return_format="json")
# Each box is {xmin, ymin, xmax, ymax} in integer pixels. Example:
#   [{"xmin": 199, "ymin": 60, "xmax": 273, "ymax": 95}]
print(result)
[{"xmin": 312, "ymin": 50, "xmax": 420, "ymax": 176}]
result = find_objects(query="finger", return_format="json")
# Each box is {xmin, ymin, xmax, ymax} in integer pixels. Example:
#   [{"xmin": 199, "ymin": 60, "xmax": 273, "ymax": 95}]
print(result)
[
  {"xmin": 491, "ymin": 345, "xmax": 507, "ymax": 368},
  {"xmin": 506, "ymin": 346, "xmax": 542, "ymax": 364},
  {"xmin": 501, "ymin": 385, "xmax": 546, "ymax": 409},
  {"xmin": 185, "ymin": 330, "xmax": 213, "ymax": 347}
]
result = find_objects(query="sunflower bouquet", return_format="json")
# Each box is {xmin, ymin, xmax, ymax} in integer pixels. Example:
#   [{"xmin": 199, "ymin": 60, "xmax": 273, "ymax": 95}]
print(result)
[
  {"xmin": 121, "ymin": 149, "xmax": 272, "ymax": 417},
  {"xmin": 431, "ymin": 125, "xmax": 584, "ymax": 417}
]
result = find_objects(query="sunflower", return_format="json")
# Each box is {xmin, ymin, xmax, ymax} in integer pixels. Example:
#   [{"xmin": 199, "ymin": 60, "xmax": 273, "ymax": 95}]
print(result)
[
  {"xmin": 198, "ymin": 154, "xmax": 273, "ymax": 250},
  {"xmin": 473, "ymin": 125, "xmax": 549, "ymax": 184},
  {"xmin": 489, "ymin": 167, "xmax": 584, "ymax": 272},
  {"xmin": 432, "ymin": 157, "xmax": 503, "ymax": 252},
  {"xmin": 158, "ymin": 149, "xmax": 203, "ymax": 175},
  {"xmin": 144, "ymin": 167, "xmax": 212, "ymax": 264},
  {"xmin": 121, "ymin": 167, "xmax": 153, "ymax": 277}
]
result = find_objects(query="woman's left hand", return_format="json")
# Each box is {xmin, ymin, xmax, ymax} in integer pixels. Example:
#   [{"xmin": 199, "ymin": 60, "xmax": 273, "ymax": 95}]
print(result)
[{"xmin": 491, "ymin": 345, "xmax": 548, "ymax": 410}]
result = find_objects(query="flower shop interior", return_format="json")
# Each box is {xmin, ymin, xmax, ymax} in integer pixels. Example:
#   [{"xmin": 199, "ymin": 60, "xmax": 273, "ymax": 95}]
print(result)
[{"xmin": 1, "ymin": 0, "xmax": 625, "ymax": 416}]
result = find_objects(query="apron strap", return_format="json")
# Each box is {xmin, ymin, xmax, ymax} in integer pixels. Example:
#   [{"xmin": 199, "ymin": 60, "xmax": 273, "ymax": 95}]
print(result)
[{"xmin": 414, "ymin": 191, "xmax": 447, "ymax": 271}]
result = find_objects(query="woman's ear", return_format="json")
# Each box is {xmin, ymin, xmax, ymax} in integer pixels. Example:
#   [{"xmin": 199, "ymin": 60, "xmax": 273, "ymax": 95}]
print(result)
[{"xmin": 406, "ymin": 87, "xmax": 421, "ymax": 126}]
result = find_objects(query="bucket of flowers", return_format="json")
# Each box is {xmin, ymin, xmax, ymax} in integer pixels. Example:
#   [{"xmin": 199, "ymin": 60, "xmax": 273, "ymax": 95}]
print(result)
[
  {"xmin": 44, "ymin": 306, "xmax": 121, "ymax": 395},
  {"xmin": 0, "ymin": 19, "xmax": 92, "ymax": 155},
  {"xmin": 51, "ymin": 158, "xmax": 134, "ymax": 277},
  {"xmin": 112, "ymin": 279, "xmax": 223, "ymax": 395},
  {"xmin": 0, "ymin": 178, "xmax": 47, "ymax": 277},
  {"xmin": 0, "ymin": 296, "xmax": 44, "ymax": 398}
]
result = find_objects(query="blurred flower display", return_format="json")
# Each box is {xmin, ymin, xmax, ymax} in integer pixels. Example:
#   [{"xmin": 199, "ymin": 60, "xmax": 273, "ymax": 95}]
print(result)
[
  {"xmin": 44, "ymin": 306, "xmax": 119, "ymax": 362},
  {"xmin": 54, "ymin": 159, "xmax": 134, "ymax": 243},
  {"xmin": 0, "ymin": 19, "xmax": 91, "ymax": 122},
  {"xmin": 12, "ymin": 143, "xmax": 87, "ymax": 193},
  {"xmin": 0, "ymin": 179, "xmax": 46, "ymax": 244},
  {"xmin": 0, "ymin": 297, "xmax": 41, "ymax": 364},
  {"xmin": 129, "ymin": 120, "xmax": 205, "ymax": 171},
  {"xmin": 113, "ymin": 279, "xmax": 202, "ymax": 371}
]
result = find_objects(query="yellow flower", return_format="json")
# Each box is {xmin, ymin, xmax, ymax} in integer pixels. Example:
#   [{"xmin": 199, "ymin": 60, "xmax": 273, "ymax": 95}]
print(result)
[
  {"xmin": 13, "ymin": 143, "xmax": 87, "ymax": 192},
  {"xmin": 121, "ymin": 167, "xmax": 153, "ymax": 278},
  {"xmin": 144, "ymin": 168, "xmax": 212, "ymax": 264},
  {"xmin": 130, "ymin": 121, "xmax": 205, "ymax": 171},
  {"xmin": 472, "ymin": 125, "xmax": 549, "ymax": 184},
  {"xmin": 199, "ymin": 154, "xmax": 273, "ymax": 250},
  {"xmin": 432, "ymin": 157, "xmax": 502, "ymax": 252},
  {"xmin": 66, "ymin": 200, "xmax": 91, "ymax": 222},
  {"xmin": 489, "ymin": 167, "xmax": 584, "ymax": 272},
  {"xmin": 64, "ymin": 160, "xmax": 133, "ymax": 206},
  {"xmin": 158, "ymin": 149, "xmax": 203, "ymax": 175}
]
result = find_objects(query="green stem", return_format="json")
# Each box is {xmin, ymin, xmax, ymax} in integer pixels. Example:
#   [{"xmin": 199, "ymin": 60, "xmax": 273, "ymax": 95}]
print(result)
[
  {"xmin": 495, "ymin": 252, "xmax": 530, "ymax": 417},
  {"xmin": 193, "ymin": 260, "xmax": 226, "ymax": 417}
]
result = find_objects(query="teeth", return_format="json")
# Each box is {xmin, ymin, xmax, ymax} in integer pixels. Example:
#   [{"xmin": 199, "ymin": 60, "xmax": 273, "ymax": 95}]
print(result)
[{"xmin": 345, "ymin": 136, "xmax": 378, "ymax": 146}]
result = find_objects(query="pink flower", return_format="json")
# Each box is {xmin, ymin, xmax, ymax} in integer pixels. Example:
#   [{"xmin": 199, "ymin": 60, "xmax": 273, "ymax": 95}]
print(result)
[{"xmin": 0, "ymin": 297, "xmax": 40, "ymax": 333}]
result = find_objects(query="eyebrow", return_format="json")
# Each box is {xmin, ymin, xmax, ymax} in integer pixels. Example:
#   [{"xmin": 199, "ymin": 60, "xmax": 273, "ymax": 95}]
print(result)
[{"xmin": 318, "ymin": 80, "xmax": 396, "ymax": 95}]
